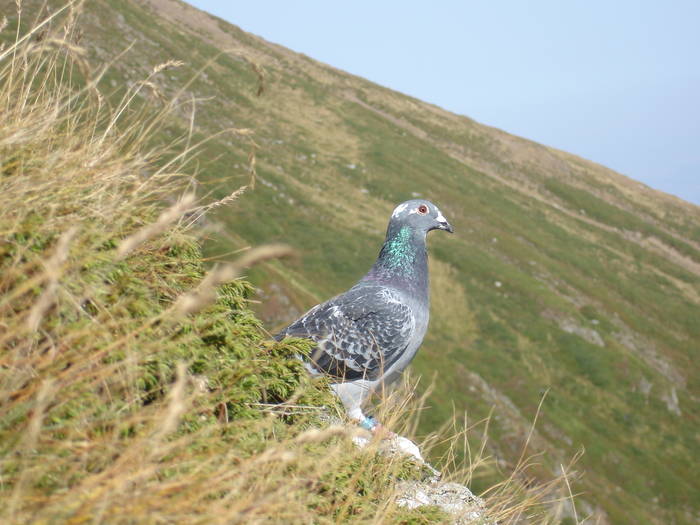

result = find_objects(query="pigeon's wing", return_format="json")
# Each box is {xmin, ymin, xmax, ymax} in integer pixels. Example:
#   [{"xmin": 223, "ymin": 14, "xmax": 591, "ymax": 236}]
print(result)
[{"xmin": 277, "ymin": 286, "xmax": 415, "ymax": 381}]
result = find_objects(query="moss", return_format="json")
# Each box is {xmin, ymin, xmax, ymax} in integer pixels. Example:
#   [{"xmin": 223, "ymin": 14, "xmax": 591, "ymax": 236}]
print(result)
[{"xmin": 391, "ymin": 505, "xmax": 451, "ymax": 524}]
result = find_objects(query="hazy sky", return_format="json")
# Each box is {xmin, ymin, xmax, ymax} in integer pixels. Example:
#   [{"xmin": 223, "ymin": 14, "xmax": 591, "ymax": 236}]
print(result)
[{"xmin": 189, "ymin": 1, "xmax": 700, "ymax": 206}]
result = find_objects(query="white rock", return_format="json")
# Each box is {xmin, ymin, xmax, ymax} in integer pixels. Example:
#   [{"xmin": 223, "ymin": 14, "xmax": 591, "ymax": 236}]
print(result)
[
  {"xmin": 350, "ymin": 428, "xmax": 489, "ymax": 523},
  {"xmin": 352, "ymin": 435, "xmax": 370, "ymax": 449},
  {"xmin": 396, "ymin": 480, "xmax": 490, "ymax": 524},
  {"xmin": 390, "ymin": 435, "xmax": 424, "ymax": 463}
]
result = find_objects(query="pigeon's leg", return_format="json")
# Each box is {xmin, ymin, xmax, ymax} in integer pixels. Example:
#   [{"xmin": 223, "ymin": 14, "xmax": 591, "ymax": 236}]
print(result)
[{"xmin": 330, "ymin": 381, "xmax": 379, "ymax": 431}]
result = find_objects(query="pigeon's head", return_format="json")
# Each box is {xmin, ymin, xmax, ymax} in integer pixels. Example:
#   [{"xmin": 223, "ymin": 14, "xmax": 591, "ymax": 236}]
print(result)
[{"xmin": 390, "ymin": 199, "xmax": 454, "ymax": 235}]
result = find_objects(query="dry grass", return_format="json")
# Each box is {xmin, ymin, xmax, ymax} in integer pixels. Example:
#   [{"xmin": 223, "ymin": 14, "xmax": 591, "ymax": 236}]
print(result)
[{"xmin": 0, "ymin": 4, "xmax": 582, "ymax": 524}]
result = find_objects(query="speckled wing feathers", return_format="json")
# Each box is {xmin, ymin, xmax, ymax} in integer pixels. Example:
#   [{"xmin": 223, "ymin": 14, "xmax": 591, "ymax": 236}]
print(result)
[{"xmin": 277, "ymin": 286, "xmax": 415, "ymax": 381}]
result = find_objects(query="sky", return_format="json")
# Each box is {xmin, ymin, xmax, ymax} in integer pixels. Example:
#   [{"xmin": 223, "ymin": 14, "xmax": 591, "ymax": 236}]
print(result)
[{"xmin": 189, "ymin": 1, "xmax": 700, "ymax": 206}]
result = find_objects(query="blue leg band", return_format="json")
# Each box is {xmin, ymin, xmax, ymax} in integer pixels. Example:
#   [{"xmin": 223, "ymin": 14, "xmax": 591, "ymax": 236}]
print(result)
[{"xmin": 360, "ymin": 416, "xmax": 378, "ymax": 430}]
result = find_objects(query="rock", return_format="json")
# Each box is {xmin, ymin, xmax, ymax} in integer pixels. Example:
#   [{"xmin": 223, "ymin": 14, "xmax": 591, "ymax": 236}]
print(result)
[
  {"xmin": 352, "ymin": 431, "xmax": 490, "ymax": 523},
  {"xmin": 388, "ymin": 435, "xmax": 425, "ymax": 464},
  {"xmin": 559, "ymin": 318, "xmax": 604, "ymax": 347},
  {"xmin": 541, "ymin": 311, "xmax": 605, "ymax": 347},
  {"xmin": 661, "ymin": 386, "xmax": 682, "ymax": 416},
  {"xmin": 352, "ymin": 433, "xmax": 439, "ymax": 479},
  {"xmin": 396, "ymin": 480, "xmax": 491, "ymax": 524},
  {"xmin": 351, "ymin": 434, "xmax": 424, "ymax": 463},
  {"xmin": 638, "ymin": 377, "xmax": 652, "ymax": 397}
]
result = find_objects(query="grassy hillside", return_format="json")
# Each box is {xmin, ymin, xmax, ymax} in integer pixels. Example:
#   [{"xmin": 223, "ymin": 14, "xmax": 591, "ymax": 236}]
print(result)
[{"xmin": 5, "ymin": 1, "xmax": 699, "ymax": 523}]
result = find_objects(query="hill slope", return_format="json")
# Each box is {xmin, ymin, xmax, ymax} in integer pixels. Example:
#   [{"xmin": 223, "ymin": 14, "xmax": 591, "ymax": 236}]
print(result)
[{"xmin": 57, "ymin": 0, "xmax": 700, "ymax": 523}]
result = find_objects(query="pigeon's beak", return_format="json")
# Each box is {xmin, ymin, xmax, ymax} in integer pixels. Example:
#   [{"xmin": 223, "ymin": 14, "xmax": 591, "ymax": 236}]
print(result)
[
  {"xmin": 439, "ymin": 220, "xmax": 454, "ymax": 233},
  {"xmin": 435, "ymin": 212, "xmax": 454, "ymax": 233}
]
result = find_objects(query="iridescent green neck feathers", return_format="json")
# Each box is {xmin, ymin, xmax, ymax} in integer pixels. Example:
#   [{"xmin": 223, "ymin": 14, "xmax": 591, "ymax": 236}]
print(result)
[{"xmin": 384, "ymin": 226, "xmax": 415, "ymax": 269}]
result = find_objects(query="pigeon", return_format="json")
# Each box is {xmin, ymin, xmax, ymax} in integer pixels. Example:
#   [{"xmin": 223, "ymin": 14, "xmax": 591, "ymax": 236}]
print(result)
[{"xmin": 275, "ymin": 199, "xmax": 453, "ymax": 431}]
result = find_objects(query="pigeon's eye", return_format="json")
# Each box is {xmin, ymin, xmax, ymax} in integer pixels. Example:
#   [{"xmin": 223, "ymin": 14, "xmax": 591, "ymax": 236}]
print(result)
[{"xmin": 417, "ymin": 205, "xmax": 428, "ymax": 215}]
